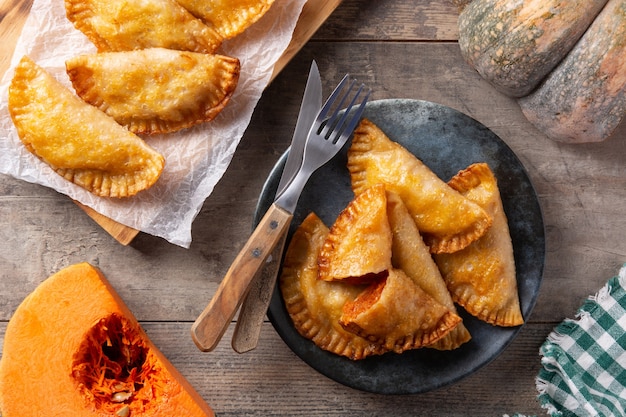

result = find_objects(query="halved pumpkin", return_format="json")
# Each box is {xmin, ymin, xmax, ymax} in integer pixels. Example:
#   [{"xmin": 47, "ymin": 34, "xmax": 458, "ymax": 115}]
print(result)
[{"xmin": 0, "ymin": 263, "xmax": 214, "ymax": 417}]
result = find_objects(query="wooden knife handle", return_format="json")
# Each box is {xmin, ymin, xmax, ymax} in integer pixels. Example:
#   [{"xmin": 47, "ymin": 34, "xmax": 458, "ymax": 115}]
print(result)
[{"xmin": 191, "ymin": 203, "xmax": 292, "ymax": 352}]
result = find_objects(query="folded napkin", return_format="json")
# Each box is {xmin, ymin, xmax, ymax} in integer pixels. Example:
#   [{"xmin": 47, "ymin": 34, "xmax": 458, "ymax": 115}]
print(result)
[{"xmin": 537, "ymin": 265, "xmax": 626, "ymax": 417}]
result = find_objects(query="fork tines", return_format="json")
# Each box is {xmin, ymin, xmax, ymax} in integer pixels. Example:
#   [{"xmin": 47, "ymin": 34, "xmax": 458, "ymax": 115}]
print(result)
[{"xmin": 319, "ymin": 74, "xmax": 371, "ymax": 144}]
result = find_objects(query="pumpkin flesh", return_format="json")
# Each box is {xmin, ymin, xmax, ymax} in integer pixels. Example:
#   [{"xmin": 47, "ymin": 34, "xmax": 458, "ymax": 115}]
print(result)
[{"xmin": 0, "ymin": 263, "xmax": 214, "ymax": 417}]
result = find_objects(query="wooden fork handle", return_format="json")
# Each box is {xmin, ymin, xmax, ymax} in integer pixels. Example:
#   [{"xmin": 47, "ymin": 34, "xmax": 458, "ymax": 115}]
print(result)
[
  {"xmin": 191, "ymin": 203, "xmax": 292, "ymax": 352},
  {"xmin": 231, "ymin": 231, "xmax": 288, "ymax": 353}
]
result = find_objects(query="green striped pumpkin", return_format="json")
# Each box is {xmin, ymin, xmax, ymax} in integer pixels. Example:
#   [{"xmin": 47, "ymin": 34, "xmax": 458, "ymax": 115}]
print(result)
[
  {"xmin": 518, "ymin": 0, "xmax": 626, "ymax": 143},
  {"xmin": 458, "ymin": 0, "xmax": 608, "ymax": 97}
]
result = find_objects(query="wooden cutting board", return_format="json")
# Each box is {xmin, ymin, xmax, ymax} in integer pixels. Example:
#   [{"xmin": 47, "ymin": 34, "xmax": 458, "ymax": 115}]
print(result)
[{"xmin": 0, "ymin": 0, "xmax": 342, "ymax": 245}]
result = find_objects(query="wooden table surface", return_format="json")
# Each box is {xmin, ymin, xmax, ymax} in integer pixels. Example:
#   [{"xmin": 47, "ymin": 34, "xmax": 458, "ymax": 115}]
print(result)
[{"xmin": 2, "ymin": 0, "xmax": 626, "ymax": 415}]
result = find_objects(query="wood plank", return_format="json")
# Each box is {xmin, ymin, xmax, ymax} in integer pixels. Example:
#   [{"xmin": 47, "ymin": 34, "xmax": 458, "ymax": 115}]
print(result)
[
  {"xmin": 271, "ymin": 0, "xmax": 343, "ymax": 78},
  {"xmin": 71, "ymin": 202, "xmax": 141, "ymax": 246},
  {"xmin": 0, "ymin": 0, "xmax": 32, "ymax": 77},
  {"xmin": 0, "ymin": 320, "xmax": 551, "ymax": 416},
  {"xmin": 314, "ymin": 0, "xmax": 460, "ymax": 41},
  {"xmin": 73, "ymin": 201, "xmax": 139, "ymax": 245}
]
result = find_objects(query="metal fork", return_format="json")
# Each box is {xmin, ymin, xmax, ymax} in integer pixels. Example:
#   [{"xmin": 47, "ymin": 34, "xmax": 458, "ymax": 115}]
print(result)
[
  {"xmin": 274, "ymin": 75, "xmax": 371, "ymax": 209},
  {"xmin": 191, "ymin": 74, "xmax": 370, "ymax": 352}
]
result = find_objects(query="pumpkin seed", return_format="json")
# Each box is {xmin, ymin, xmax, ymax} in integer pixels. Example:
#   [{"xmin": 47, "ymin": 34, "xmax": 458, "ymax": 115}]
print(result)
[
  {"xmin": 116, "ymin": 405, "xmax": 131, "ymax": 417},
  {"xmin": 112, "ymin": 391, "xmax": 132, "ymax": 402}
]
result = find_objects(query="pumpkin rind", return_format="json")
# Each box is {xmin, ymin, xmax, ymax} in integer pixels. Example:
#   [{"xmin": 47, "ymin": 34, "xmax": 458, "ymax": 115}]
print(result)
[
  {"xmin": 0, "ymin": 263, "xmax": 214, "ymax": 417},
  {"xmin": 518, "ymin": 0, "xmax": 626, "ymax": 143},
  {"xmin": 458, "ymin": 0, "xmax": 608, "ymax": 97}
]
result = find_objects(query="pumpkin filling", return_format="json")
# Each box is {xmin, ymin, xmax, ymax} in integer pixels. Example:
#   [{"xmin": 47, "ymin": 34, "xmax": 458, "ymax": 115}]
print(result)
[{"xmin": 71, "ymin": 313, "xmax": 163, "ymax": 415}]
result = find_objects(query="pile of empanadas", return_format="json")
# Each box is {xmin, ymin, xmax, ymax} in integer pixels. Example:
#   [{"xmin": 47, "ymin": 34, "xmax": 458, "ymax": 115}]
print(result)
[
  {"xmin": 7, "ymin": 0, "xmax": 274, "ymax": 197},
  {"xmin": 279, "ymin": 118, "xmax": 524, "ymax": 360}
]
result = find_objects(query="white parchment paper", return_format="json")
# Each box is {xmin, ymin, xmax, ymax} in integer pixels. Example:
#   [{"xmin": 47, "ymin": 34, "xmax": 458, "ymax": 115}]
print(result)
[{"xmin": 0, "ymin": 0, "xmax": 307, "ymax": 247}]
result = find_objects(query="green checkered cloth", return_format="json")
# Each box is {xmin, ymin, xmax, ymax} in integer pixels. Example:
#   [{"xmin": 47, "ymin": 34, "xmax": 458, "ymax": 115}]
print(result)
[{"xmin": 537, "ymin": 265, "xmax": 626, "ymax": 417}]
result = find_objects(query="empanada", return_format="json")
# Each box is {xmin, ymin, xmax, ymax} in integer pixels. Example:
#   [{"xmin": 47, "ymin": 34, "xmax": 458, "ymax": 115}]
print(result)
[
  {"xmin": 318, "ymin": 184, "xmax": 393, "ymax": 283},
  {"xmin": 66, "ymin": 48, "xmax": 240, "ymax": 135},
  {"xmin": 386, "ymin": 191, "xmax": 471, "ymax": 350},
  {"xmin": 348, "ymin": 119, "xmax": 492, "ymax": 254},
  {"xmin": 175, "ymin": 0, "xmax": 275, "ymax": 39},
  {"xmin": 279, "ymin": 213, "xmax": 388, "ymax": 360},
  {"xmin": 339, "ymin": 268, "xmax": 462, "ymax": 353},
  {"xmin": 8, "ymin": 56, "xmax": 164, "ymax": 198},
  {"xmin": 65, "ymin": 0, "xmax": 223, "ymax": 53},
  {"xmin": 434, "ymin": 163, "xmax": 523, "ymax": 327}
]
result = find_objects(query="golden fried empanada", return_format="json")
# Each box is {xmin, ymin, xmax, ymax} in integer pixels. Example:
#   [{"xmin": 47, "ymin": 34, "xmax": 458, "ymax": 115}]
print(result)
[
  {"xmin": 386, "ymin": 191, "xmax": 471, "ymax": 350},
  {"xmin": 318, "ymin": 184, "xmax": 393, "ymax": 283},
  {"xmin": 434, "ymin": 163, "xmax": 523, "ymax": 327},
  {"xmin": 175, "ymin": 0, "xmax": 275, "ymax": 39},
  {"xmin": 339, "ymin": 268, "xmax": 462, "ymax": 354},
  {"xmin": 65, "ymin": 0, "xmax": 223, "ymax": 53},
  {"xmin": 279, "ymin": 213, "xmax": 388, "ymax": 360},
  {"xmin": 66, "ymin": 48, "xmax": 240, "ymax": 135},
  {"xmin": 348, "ymin": 119, "xmax": 492, "ymax": 254},
  {"xmin": 8, "ymin": 56, "xmax": 164, "ymax": 198}
]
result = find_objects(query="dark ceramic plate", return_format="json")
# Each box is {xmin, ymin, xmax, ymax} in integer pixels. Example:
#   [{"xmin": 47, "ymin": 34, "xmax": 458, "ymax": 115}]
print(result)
[{"xmin": 254, "ymin": 99, "xmax": 545, "ymax": 394}]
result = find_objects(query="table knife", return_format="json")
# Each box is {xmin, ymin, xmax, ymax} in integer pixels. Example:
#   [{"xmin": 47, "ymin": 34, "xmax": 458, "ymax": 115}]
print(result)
[{"xmin": 231, "ymin": 61, "xmax": 323, "ymax": 353}]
